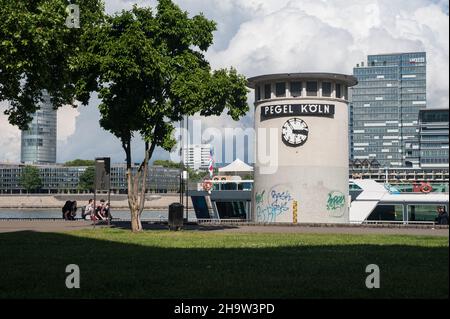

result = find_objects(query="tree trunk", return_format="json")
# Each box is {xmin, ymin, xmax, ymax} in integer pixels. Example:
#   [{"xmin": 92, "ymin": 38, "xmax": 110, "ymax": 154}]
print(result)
[
  {"xmin": 130, "ymin": 206, "xmax": 142, "ymax": 232},
  {"xmin": 124, "ymin": 138, "xmax": 157, "ymax": 232}
]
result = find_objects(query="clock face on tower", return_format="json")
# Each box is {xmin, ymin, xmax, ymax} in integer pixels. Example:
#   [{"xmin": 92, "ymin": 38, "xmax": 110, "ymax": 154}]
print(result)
[{"xmin": 281, "ymin": 118, "xmax": 309, "ymax": 147}]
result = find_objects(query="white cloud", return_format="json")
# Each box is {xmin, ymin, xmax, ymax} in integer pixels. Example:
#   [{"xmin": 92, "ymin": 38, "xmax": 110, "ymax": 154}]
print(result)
[
  {"xmin": 207, "ymin": 0, "xmax": 448, "ymax": 110},
  {"xmin": 0, "ymin": 102, "xmax": 20, "ymax": 163},
  {"xmin": 57, "ymin": 105, "xmax": 80, "ymax": 142}
]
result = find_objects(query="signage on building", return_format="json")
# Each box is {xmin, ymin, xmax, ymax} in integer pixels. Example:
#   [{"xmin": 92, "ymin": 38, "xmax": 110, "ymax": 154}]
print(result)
[
  {"xmin": 409, "ymin": 57, "xmax": 425, "ymax": 64},
  {"xmin": 260, "ymin": 104, "xmax": 335, "ymax": 122}
]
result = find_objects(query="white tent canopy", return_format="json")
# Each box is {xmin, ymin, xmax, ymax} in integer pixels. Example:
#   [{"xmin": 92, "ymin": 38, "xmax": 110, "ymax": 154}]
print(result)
[{"xmin": 218, "ymin": 159, "xmax": 253, "ymax": 173}]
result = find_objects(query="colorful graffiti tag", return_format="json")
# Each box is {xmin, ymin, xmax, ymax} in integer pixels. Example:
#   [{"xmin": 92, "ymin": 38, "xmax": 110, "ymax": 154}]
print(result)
[
  {"xmin": 256, "ymin": 186, "xmax": 293, "ymax": 222},
  {"xmin": 326, "ymin": 191, "xmax": 346, "ymax": 217},
  {"xmin": 255, "ymin": 190, "xmax": 265, "ymax": 205}
]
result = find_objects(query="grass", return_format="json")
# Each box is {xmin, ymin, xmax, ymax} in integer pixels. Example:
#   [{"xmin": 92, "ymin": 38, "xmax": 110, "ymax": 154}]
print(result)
[{"xmin": 0, "ymin": 228, "xmax": 448, "ymax": 298}]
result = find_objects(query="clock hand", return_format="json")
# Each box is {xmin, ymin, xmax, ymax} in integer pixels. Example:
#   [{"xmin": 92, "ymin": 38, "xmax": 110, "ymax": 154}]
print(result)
[
  {"xmin": 288, "ymin": 122, "xmax": 294, "ymax": 130},
  {"xmin": 293, "ymin": 129, "xmax": 308, "ymax": 135}
]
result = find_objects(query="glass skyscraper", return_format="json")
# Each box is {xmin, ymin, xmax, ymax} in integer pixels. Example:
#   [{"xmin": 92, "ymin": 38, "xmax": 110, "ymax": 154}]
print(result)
[
  {"xmin": 350, "ymin": 52, "xmax": 426, "ymax": 167},
  {"xmin": 419, "ymin": 108, "xmax": 449, "ymax": 168},
  {"xmin": 20, "ymin": 91, "xmax": 57, "ymax": 164}
]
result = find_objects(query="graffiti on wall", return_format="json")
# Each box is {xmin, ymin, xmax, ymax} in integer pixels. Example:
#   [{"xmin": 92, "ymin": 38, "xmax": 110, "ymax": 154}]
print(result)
[
  {"xmin": 326, "ymin": 191, "xmax": 346, "ymax": 217},
  {"xmin": 255, "ymin": 190, "xmax": 265, "ymax": 205},
  {"xmin": 256, "ymin": 185, "xmax": 294, "ymax": 222}
]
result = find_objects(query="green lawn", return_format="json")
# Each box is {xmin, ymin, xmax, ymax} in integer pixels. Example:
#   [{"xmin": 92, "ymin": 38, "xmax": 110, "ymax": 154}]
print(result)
[{"xmin": 0, "ymin": 228, "xmax": 448, "ymax": 298}]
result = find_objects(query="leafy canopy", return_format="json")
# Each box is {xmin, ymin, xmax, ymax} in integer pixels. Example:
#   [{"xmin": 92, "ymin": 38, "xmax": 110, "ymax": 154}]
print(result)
[
  {"xmin": 74, "ymin": 0, "xmax": 249, "ymax": 153},
  {"xmin": 78, "ymin": 166, "xmax": 95, "ymax": 191},
  {"xmin": 64, "ymin": 159, "xmax": 95, "ymax": 167},
  {"xmin": 0, "ymin": 0, "xmax": 104, "ymax": 130},
  {"xmin": 20, "ymin": 166, "xmax": 42, "ymax": 192}
]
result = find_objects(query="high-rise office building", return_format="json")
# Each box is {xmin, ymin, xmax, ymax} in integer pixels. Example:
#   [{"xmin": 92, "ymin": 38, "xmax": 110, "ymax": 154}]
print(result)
[
  {"xmin": 419, "ymin": 108, "xmax": 449, "ymax": 168},
  {"xmin": 21, "ymin": 91, "xmax": 57, "ymax": 164},
  {"xmin": 182, "ymin": 144, "xmax": 211, "ymax": 170},
  {"xmin": 350, "ymin": 52, "xmax": 426, "ymax": 167}
]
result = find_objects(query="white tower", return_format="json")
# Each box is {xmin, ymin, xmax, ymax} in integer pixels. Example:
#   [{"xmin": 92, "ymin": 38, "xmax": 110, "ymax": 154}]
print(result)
[{"xmin": 248, "ymin": 73, "xmax": 357, "ymax": 223}]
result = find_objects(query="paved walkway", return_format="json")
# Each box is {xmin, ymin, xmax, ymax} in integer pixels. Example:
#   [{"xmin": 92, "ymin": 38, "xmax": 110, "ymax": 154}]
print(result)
[{"xmin": 0, "ymin": 220, "xmax": 448, "ymax": 236}]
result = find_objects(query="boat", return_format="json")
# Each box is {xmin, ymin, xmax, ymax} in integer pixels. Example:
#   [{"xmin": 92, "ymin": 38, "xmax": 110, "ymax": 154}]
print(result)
[{"xmin": 189, "ymin": 177, "xmax": 449, "ymax": 225}]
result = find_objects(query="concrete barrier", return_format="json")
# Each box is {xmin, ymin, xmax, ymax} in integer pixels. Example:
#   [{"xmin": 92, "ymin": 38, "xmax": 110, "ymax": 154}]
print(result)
[{"xmin": 0, "ymin": 193, "xmax": 193, "ymax": 209}]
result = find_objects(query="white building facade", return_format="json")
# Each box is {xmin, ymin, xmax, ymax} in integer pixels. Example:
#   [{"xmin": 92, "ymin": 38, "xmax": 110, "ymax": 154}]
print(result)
[{"xmin": 182, "ymin": 144, "xmax": 211, "ymax": 171}]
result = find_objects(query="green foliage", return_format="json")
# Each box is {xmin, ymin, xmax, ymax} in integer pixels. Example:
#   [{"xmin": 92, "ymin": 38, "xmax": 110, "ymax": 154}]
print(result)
[
  {"xmin": 153, "ymin": 160, "xmax": 182, "ymax": 169},
  {"xmin": 152, "ymin": 160, "xmax": 208, "ymax": 181},
  {"xmin": 0, "ymin": 0, "xmax": 105, "ymax": 129},
  {"xmin": 188, "ymin": 170, "xmax": 209, "ymax": 182},
  {"xmin": 78, "ymin": 166, "xmax": 95, "ymax": 191},
  {"xmin": 64, "ymin": 159, "xmax": 95, "ymax": 167},
  {"xmin": 74, "ymin": 0, "xmax": 249, "ymax": 155},
  {"xmin": 19, "ymin": 166, "xmax": 42, "ymax": 192}
]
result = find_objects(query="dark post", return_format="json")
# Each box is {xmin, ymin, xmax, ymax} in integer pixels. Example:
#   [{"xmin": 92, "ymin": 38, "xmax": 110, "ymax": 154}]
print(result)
[
  {"xmin": 95, "ymin": 157, "xmax": 111, "ymax": 227},
  {"xmin": 107, "ymin": 188, "xmax": 111, "ymax": 226},
  {"xmin": 185, "ymin": 116, "xmax": 189, "ymax": 223},
  {"xmin": 179, "ymin": 119, "xmax": 183, "ymax": 205},
  {"xmin": 93, "ymin": 190, "xmax": 97, "ymax": 228}
]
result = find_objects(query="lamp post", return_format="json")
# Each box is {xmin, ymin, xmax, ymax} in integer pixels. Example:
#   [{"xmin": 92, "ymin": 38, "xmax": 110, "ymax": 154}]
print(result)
[
  {"xmin": 179, "ymin": 119, "xmax": 184, "ymax": 206},
  {"xmin": 185, "ymin": 116, "xmax": 189, "ymax": 223}
]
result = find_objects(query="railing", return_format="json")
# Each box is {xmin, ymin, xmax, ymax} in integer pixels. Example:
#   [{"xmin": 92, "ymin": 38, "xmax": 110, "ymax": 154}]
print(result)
[
  {"xmin": 196, "ymin": 218, "xmax": 247, "ymax": 224},
  {"xmin": 361, "ymin": 220, "xmax": 437, "ymax": 225}
]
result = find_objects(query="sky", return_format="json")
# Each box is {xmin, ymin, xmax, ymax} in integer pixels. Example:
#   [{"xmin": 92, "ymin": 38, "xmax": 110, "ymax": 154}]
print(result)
[{"xmin": 0, "ymin": 0, "xmax": 448, "ymax": 165}]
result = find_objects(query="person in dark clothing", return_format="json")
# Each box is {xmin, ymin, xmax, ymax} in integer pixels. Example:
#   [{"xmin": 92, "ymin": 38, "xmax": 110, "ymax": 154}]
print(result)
[
  {"xmin": 436, "ymin": 206, "xmax": 449, "ymax": 225},
  {"xmin": 69, "ymin": 201, "xmax": 77, "ymax": 220},
  {"xmin": 62, "ymin": 201, "xmax": 77, "ymax": 220},
  {"xmin": 62, "ymin": 201, "xmax": 72, "ymax": 220},
  {"xmin": 95, "ymin": 199, "xmax": 107, "ymax": 220}
]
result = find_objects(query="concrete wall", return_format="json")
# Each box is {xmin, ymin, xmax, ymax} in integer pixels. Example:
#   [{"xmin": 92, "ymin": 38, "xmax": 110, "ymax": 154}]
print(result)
[
  {"xmin": 0, "ymin": 193, "xmax": 192, "ymax": 209},
  {"xmin": 253, "ymin": 98, "xmax": 350, "ymax": 223}
]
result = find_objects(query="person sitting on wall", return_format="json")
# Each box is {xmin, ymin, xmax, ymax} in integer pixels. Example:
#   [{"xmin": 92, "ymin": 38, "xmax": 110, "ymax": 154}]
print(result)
[
  {"xmin": 69, "ymin": 201, "xmax": 77, "ymax": 220},
  {"xmin": 436, "ymin": 206, "xmax": 449, "ymax": 225},
  {"xmin": 104, "ymin": 202, "xmax": 112, "ymax": 221},
  {"xmin": 95, "ymin": 199, "xmax": 107, "ymax": 221},
  {"xmin": 62, "ymin": 200, "xmax": 73, "ymax": 220},
  {"xmin": 82, "ymin": 199, "xmax": 95, "ymax": 220}
]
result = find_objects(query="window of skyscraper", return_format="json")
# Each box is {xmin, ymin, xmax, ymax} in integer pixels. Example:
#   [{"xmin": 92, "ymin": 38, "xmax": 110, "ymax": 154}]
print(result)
[
  {"xmin": 306, "ymin": 81, "xmax": 318, "ymax": 96},
  {"xmin": 275, "ymin": 82, "xmax": 286, "ymax": 97},
  {"xmin": 322, "ymin": 82, "xmax": 332, "ymax": 97},
  {"xmin": 264, "ymin": 84, "xmax": 271, "ymax": 99},
  {"xmin": 290, "ymin": 81, "xmax": 302, "ymax": 97},
  {"xmin": 336, "ymin": 83, "xmax": 342, "ymax": 98}
]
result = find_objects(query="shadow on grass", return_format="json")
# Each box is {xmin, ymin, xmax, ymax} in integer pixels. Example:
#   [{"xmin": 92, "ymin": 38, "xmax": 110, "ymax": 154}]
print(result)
[
  {"xmin": 111, "ymin": 221, "xmax": 241, "ymax": 232},
  {"xmin": 0, "ymin": 230, "xmax": 447, "ymax": 299}
]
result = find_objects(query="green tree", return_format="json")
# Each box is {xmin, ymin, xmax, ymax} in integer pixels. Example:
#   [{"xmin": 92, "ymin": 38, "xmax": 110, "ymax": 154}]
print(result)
[
  {"xmin": 78, "ymin": 166, "xmax": 95, "ymax": 191},
  {"xmin": 153, "ymin": 160, "xmax": 182, "ymax": 169},
  {"xmin": 0, "ymin": 0, "xmax": 104, "ymax": 129},
  {"xmin": 64, "ymin": 159, "xmax": 95, "ymax": 167},
  {"xmin": 20, "ymin": 166, "xmax": 42, "ymax": 193},
  {"xmin": 188, "ymin": 169, "xmax": 209, "ymax": 182},
  {"xmin": 74, "ymin": 1, "xmax": 249, "ymax": 231}
]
